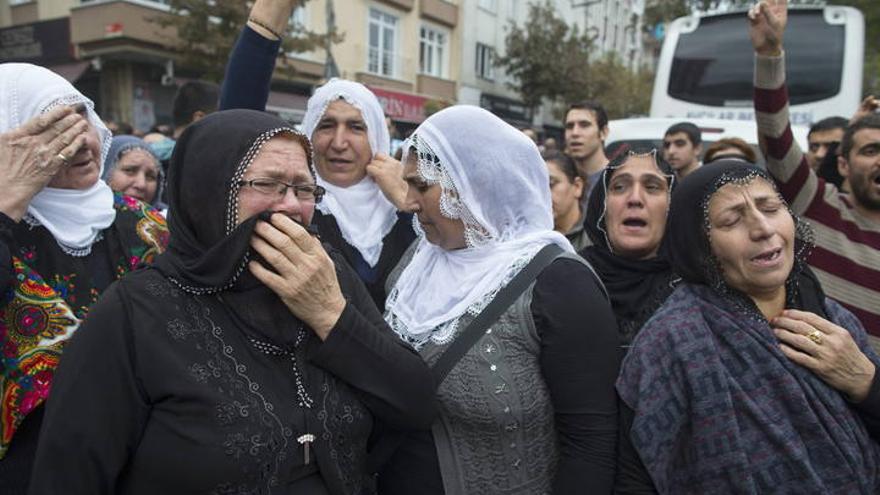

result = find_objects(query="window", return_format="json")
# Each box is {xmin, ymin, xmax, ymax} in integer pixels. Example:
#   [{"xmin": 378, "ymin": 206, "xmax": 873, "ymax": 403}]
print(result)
[
  {"xmin": 290, "ymin": 5, "xmax": 307, "ymax": 30},
  {"xmin": 419, "ymin": 25, "xmax": 449, "ymax": 78},
  {"xmin": 478, "ymin": 0, "xmax": 496, "ymax": 13},
  {"xmin": 475, "ymin": 43, "xmax": 495, "ymax": 81},
  {"xmin": 368, "ymin": 8, "xmax": 398, "ymax": 77},
  {"xmin": 668, "ymin": 12, "xmax": 844, "ymax": 106}
]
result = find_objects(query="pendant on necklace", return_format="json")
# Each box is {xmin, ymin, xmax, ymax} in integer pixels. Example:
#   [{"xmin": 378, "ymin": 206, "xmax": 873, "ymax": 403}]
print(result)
[{"xmin": 297, "ymin": 433, "xmax": 316, "ymax": 465}]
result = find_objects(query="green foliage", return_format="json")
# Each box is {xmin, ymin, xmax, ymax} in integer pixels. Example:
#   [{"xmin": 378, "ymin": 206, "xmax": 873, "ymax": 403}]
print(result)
[
  {"xmin": 495, "ymin": 0, "xmax": 651, "ymax": 118},
  {"xmin": 494, "ymin": 0, "xmax": 593, "ymax": 110},
  {"xmin": 152, "ymin": 0, "xmax": 335, "ymax": 82}
]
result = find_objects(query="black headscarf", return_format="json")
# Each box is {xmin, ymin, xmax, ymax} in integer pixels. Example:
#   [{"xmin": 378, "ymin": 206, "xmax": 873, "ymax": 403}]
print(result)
[
  {"xmin": 579, "ymin": 150, "xmax": 678, "ymax": 346},
  {"xmin": 153, "ymin": 109, "xmax": 313, "ymax": 294},
  {"xmin": 667, "ymin": 159, "xmax": 827, "ymax": 318}
]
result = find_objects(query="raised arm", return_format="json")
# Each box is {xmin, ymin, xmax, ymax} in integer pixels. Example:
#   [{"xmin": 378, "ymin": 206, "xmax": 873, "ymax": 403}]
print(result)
[
  {"xmin": 219, "ymin": 0, "xmax": 299, "ymax": 111},
  {"xmin": 749, "ymin": 0, "xmax": 822, "ymax": 214}
]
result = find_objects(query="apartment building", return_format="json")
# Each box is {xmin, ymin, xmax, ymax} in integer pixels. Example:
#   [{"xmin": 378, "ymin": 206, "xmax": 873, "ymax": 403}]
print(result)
[
  {"xmin": 0, "ymin": 0, "xmax": 460, "ymax": 134},
  {"xmin": 455, "ymin": 0, "xmax": 645, "ymax": 135},
  {"xmin": 293, "ymin": 0, "xmax": 460, "ymax": 135}
]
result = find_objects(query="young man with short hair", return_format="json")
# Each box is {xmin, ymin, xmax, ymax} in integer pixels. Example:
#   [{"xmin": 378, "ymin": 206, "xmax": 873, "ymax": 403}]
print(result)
[
  {"xmin": 564, "ymin": 101, "xmax": 609, "ymax": 193},
  {"xmin": 806, "ymin": 116, "xmax": 848, "ymax": 171},
  {"xmin": 662, "ymin": 122, "xmax": 702, "ymax": 178}
]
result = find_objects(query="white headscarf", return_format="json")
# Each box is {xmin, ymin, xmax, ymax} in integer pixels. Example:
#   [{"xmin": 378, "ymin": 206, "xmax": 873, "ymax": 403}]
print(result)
[
  {"xmin": 0, "ymin": 63, "xmax": 114, "ymax": 256},
  {"xmin": 301, "ymin": 78, "xmax": 396, "ymax": 267},
  {"xmin": 385, "ymin": 105, "xmax": 573, "ymax": 349}
]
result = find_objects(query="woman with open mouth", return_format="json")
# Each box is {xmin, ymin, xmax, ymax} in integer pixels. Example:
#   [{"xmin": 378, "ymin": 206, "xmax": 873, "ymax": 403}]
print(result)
[
  {"xmin": 579, "ymin": 149, "xmax": 678, "ymax": 352},
  {"xmin": 616, "ymin": 160, "xmax": 880, "ymax": 494}
]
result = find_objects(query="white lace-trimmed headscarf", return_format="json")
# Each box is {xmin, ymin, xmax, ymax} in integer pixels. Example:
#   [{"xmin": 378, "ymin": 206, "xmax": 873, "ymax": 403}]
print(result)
[
  {"xmin": 0, "ymin": 63, "xmax": 114, "ymax": 256},
  {"xmin": 385, "ymin": 105, "xmax": 574, "ymax": 349},
  {"xmin": 301, "ymin": 78, "xmax": 395, "ymax": 267}
]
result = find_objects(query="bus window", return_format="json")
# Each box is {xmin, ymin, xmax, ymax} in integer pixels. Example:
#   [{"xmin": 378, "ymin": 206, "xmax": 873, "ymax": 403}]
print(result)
[
  {"xmin": 668, "ymin": 11, "xmax": 844, "ymax": 107},
  {"xmin": 650, "ymin": 6, "xmax": 863, "ymax": 125}
]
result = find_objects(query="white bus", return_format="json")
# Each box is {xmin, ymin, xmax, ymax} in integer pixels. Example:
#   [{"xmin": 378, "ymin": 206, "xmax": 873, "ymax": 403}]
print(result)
[{"xmin": 650, "ymin": 6, "xmax": 864, "ymax": 126}]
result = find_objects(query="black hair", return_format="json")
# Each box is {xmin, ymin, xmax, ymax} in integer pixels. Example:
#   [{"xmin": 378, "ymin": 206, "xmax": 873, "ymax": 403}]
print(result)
[
  {"xmin": 172, "ymin": 81, "xmax": 220, "ymax": 128},
  {"xmin": 817, "ymin": 141, "xmax": 845, "ymax": 189},
  {"xmin": 841, "ymin": 113, "xmax": 880, "ymax": 160},
  {"xmin": 542, "ymin": 150, "xmax": 580, "ymax": 182},
  {"xmin": 808, "ymin": 116, "xmax": 848, "ymax": 138},
  {"xmin": 564, "ymin": 100, "xmax": 609, "ymax": 130},
  {"xmin": 664, "ymin": 122, "xmax": 702, "ymax": 147}
]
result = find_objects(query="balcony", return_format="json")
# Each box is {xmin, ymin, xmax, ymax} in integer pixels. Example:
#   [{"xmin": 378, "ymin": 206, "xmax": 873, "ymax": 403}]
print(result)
[
  {"xmin": 278, "ymin": 56, "xmax": 325, "ymax": 81},
  {"xmin": 10, "ymin": 1, "xmax": 38, "ymax": 25},
  {"xmin": 420, "ymin": 0, "xmax": 457, "ymax": 27},
  {"xmin": 374, "ymin": 0, "xmax": 414, "ymax": 11},
  {"xmin": 417, "ymin": 74, "xmax": 455, "ymax": 101},
  {"xmin": 70, "ymin": 0, "xmax": 177, "ymax": 58},
  {"xmin": 355, "ymin": 72, "xmax": 413, "ymax": 93}
]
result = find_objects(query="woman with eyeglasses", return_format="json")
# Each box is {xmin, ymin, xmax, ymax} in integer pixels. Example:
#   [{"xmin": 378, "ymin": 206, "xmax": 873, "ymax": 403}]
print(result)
[{"xmin": 29, "ymin": 110, "xmax": 436, "ymax": 495}]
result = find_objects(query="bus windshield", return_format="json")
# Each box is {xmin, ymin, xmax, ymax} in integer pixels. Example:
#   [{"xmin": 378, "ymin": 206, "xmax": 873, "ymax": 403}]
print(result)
[{"xmin": 668, "ymin": 11, "xmax": 845, "ymax": 107}]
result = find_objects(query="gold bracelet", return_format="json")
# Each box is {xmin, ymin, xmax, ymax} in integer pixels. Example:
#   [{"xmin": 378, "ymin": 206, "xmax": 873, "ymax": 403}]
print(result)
[{"xmin": 248, "ymin": 16, "xmax": 284, "ymax": 40}]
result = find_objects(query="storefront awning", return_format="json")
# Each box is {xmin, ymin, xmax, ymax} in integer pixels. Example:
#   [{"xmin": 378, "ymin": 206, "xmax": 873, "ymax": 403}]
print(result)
[{"xmin": 368, "ymin": 86, "xmax": 428, "ymax": 124}]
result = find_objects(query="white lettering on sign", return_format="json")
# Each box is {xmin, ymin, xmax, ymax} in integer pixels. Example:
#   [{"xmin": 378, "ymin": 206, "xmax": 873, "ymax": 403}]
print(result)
[{"xmin": 685, "ymin": 109, "xmax": 814, "ymax": 125}]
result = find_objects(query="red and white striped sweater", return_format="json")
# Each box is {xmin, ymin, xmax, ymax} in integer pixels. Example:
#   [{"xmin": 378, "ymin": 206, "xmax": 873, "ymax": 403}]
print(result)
[{"xmin": 754, "ymin": 53, "xmax": 880, "ymax": 350}]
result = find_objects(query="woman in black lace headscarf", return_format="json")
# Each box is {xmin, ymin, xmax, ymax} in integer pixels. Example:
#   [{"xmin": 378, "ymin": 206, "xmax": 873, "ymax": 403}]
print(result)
[
  {"xmin": 616, "ymin": 159, "xmax": 880, "ymax": 494},
  {"xmin": 30, "ymin": 109, "xmax": 435, "ymax": 495},
  {"xmin": 579, "ymin": 149, "xmax": 678, "ymax": 350}
]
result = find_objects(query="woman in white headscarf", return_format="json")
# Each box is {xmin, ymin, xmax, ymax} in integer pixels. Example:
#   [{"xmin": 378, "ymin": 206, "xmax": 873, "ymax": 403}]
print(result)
[
  {"xmin": 379, "ymin": 105, "xmax": 620, "ymax": 494},
  {"xmin": 0, "ymin": 63, "xmax": 167, "ymax": 493},
  {"xmin": 298, "ymin": 78, "xmax": 414, "ymax": 308},
  {"xmin": 218, "ymin": 2, "xmax": 415, "ymax": 308}
]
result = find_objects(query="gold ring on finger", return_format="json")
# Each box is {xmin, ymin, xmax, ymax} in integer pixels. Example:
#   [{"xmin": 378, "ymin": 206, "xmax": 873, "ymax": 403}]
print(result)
[
  {"xmin": 56, "ymin": 152, "xmax": 69, "ymax": 164},
  {"xmin": 807, "ymin": 330, "xmax": 822, "ymax": 346}
]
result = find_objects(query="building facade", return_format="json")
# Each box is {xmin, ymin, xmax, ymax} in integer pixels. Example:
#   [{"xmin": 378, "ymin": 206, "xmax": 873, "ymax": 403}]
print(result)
[
  {"xmin": 454, "ymin": 0, "xmax": 646, "ymax": 136},
  {"xmin": 0, "ymin": 0, "xmax": 461, "ymax": 134}
]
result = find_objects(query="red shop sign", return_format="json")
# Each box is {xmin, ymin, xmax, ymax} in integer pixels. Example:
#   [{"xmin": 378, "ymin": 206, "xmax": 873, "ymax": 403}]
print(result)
[{"xmin": 369, "ymin": 86, "xmax": 427, "ymax": 123}]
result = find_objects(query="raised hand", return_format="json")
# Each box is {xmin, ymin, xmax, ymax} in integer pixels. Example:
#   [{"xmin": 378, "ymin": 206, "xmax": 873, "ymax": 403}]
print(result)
[
  {"xmin": 747, "ymin": 0, "xmax": 788, "ymax": 57},
  {"xmin": 850, "ymin": 95, "xmax": 879, "ymax": 125},
  {"xmin": 0, "ymin": 105, "xmax": 89, "ymax": 221}
]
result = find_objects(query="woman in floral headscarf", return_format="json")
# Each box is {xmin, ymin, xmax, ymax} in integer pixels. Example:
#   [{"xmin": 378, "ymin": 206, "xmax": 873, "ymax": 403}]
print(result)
[{"xmin": 0, "ymin": 63, "xmax": 167, "ymax": 493}]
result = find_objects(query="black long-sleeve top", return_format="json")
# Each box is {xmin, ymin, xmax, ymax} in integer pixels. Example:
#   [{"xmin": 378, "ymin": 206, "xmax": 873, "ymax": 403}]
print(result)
[
  {"xmin": 28, "ymin": 255, "xmax": 436, "ymax": 495},
  {"xmin": 379, "ymin": 258, "xmax": 620, "ymax": 494}
]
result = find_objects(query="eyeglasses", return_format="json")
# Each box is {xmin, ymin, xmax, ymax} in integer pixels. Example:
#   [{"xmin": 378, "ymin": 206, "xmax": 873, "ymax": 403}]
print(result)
[{"xmin": 239, "ymin": 178, "xmax": 325, "ymax": 203}]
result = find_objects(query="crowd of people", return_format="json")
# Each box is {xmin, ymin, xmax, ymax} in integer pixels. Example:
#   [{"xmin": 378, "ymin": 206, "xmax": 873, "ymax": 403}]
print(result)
[{"xmin": 0, "ymin": 0, "xmax": 877, "ymax": 493}]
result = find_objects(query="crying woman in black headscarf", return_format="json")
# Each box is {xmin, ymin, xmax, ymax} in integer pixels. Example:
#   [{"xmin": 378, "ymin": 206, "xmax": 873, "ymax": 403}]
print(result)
[
  {"xmin": 30, "ymin": 109, "xmax": 435, "ymax": 495},
  {"xmin": 579, "ymin": 149, "xmax": 678, "ymax": 350}
]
